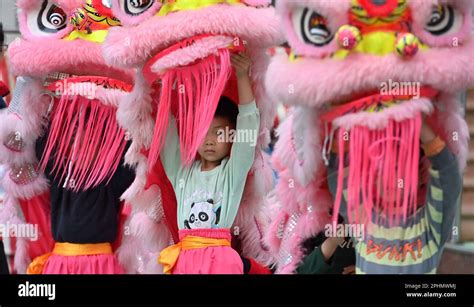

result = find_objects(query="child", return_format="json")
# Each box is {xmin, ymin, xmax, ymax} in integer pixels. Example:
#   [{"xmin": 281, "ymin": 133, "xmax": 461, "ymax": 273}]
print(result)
[
  {"xmin": 158, "ymin": 53, "xmax": 260, "ymax": 274},
  {"xmin": 327, "ymin": 120, "xmax": 462, "ymax": 274}
]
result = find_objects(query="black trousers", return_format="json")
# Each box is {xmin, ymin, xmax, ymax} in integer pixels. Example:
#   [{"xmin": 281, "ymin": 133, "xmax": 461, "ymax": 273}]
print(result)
[{"xmin": 0, "ymin": 240, "xmax": 9, "ymax": 274}]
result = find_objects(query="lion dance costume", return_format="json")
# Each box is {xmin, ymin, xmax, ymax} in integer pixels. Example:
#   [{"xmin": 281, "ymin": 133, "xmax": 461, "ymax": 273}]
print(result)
[
  {"xmin": 101, "ymin": 0, "xmax": 283, "ymax": 273},
  {"xmin": 265, "ymin": 0, "xmax": 473, "ymax": 273},
  {"xmin": 0, "ymin": 0, "xmax": 136, "ymax": 274}
]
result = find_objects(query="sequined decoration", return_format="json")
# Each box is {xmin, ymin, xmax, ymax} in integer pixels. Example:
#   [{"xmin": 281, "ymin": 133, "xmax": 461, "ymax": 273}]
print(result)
[
  {"xmin": 9, "ymin": 163, "xmax": 40, "ymax": 185},
  {"xmin": 146, "ymin": 202, "xmax": 164, "ymax": 223},
  {"xmin": 279, "ymin": 212, "xmax": 301, "ymax": 266},
  {"xmin": 4, "ymin": 131, "xmax": 25, "ymax": 152},
  {"xmin": 276, "ymin": 218, "xmax": 286, "ymax": 239}
]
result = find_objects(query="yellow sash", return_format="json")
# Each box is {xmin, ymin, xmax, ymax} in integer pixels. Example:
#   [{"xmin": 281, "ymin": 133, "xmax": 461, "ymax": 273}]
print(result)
[
  {"xmin": 26, "ymin": 242, "xmax": 113, "ymax": 274},
  {"xmin": 158, "ymin": 235, "xmax": 231, "ymax": 274}
]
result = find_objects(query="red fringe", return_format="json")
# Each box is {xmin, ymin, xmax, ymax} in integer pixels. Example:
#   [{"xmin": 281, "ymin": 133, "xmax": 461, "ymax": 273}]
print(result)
[
  {"xmin": 148, "ymin": 49, "xmax": 232, "ymax": 167},
  {"xmin": 39, "ymin": 94, "xmax": 126, "ymax": 191},
  {"xmin": 332, "ymin": 114, "xmax": 422, "ymax": 226}
]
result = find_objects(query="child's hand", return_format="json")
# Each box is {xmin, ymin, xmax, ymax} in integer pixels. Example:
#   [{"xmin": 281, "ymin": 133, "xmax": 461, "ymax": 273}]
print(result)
[
  {"xmin": 231, "ymin": 52, "xmax": 251, "ymax": 79},
  {"xmin": 420, "ymin": 117, "xmax": 436, "ymax": 144}
]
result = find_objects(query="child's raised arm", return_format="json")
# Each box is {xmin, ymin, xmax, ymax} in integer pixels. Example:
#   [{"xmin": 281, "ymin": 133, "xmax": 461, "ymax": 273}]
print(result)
[{"xmin": 226, "ymin": 53, "xmax": 260, "ymax": 175}]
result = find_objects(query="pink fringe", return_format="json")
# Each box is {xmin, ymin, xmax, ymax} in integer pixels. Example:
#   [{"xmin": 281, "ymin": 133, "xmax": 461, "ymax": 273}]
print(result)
[
  {"xmin": 333, "ymin": 115, "xmax": 422, "ymax": 226},
  {"xmin": 39, "ymin": 95, "xmax": 126, "ymax": 191},
  {"xmin": 149, "ymin": 49, "xmax": 231, "ymax": 166}
]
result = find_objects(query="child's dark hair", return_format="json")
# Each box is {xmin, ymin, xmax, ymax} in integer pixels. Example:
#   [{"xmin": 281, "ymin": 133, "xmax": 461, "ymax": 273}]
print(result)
[{"xmin": 214, "ymin": 96, "xmax": 238, "ymax": 127}]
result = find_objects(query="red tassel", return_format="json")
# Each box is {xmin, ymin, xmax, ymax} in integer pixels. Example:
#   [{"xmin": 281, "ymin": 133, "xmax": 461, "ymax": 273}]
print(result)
[{"xmin": 148, "ymin": 49, "xmax": 232, "ymax": 167}]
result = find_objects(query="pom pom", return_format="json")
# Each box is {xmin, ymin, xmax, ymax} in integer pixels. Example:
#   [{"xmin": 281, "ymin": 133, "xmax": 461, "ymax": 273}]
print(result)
[
  {"xmin": 336, "ymin": 25, "xmax": 362, "ymax": 50},
  {"xmin": 396, "ymin": 33, "xmax": 420, "ymax": 58}
]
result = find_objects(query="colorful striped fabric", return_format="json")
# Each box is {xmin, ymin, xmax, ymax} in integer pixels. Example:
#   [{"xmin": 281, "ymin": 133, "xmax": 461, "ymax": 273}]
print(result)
[{"xmin": 327, "ymin": 147, "xmax": 462, "ymax": 274}]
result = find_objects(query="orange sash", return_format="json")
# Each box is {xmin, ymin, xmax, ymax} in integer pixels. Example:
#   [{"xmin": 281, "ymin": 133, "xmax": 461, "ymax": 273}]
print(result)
[{"xmin": 158, "ymin": 235, "xmax": 231, "ymax": 274}]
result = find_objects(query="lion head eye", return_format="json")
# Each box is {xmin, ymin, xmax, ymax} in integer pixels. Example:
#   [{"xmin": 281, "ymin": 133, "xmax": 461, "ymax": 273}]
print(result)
[
  {"xmin": 424, "ymin": 4, "xmax": 462, "ymax": 36},
  {"xmin": 292, "ymin": 7, "xmax": 334, "ymax": 47}
]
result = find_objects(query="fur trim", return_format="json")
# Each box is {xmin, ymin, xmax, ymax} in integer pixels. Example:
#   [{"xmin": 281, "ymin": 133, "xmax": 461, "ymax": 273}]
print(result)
[
  {"xmin": 429, "ymin": 93, "xmax": 470, "ymax": 170},
  {"xmin": 120, "ymin": 147, "xmax": 149, "ymax": 203},
  {"xmin": 234, "ymin": 153, "xmax": 275, "ymax": 265},
  {"xmin": 116, "ymin": 212, "xmax": 171, "ymax": 274},
  {"xmin": 116, "ymin": 74, "xmax": 155, "ymax": 148},
  {"xmin": 8, "ymin": 39, "xmax": 133, "ymax": 82},
  {"xmin": 2, "ymin": 172, "xmax": 49, "ymax": 200},
  {"xmin": 265, "ymin": 40, "xmax": 474, "ymax": 109},
  {"xmin": 151, "ymin": 36, "xmax": 234, "ymax": 73},
  {"xmin": 14, "ymin": 235, "xmax": 31, "ymax": 274}
]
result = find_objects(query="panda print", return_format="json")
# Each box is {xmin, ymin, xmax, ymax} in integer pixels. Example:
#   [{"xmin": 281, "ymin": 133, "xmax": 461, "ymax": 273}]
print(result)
[{"xmin": 184, "ymin": 199, "xmax": 221, "ymax": 230}]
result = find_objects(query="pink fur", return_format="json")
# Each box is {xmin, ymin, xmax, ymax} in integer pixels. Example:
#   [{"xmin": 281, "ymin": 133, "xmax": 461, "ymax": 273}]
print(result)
[
  {"xmin": 0, "ymin": 112, "xmax": 36, "ymax": 166},
  {"xmin": 234, "ymin": 153, "xmax": 276, "ymax": 265},
  {"xmin": 121, "ymin": 148, "xmax": 149, "ymax": 203},
  {"xmin": 8, "ymin": 39, "xmax": 133, "ymax": 82},
  {"xmin": 266, "ymin": 40, "xmax": 474, "ymax": 109},
  {"xmin": 272, "ymin": 110, "xmax": 321, "ymax": 189},
  {"xmin": 104, "ymin": 5, "xmax": 284, "ymax": 68},
  {"xmin": 431, "ymin": 93, "xmax": 470, "ymax": 170},
  {"xmin": 127, "ymin": 184, "xmax": 163, "ymax": 213},
  {"xmin": 279, "ymin": 202, "xmax": 331, "ymax": 274},
  {"xmin": 116, "ymin": 74, "xmax": 155, "ymax": 149},
  {"xmin": 116, "ymin": 212, "xmax": 172, "ymax": 274},
  {"xmin": 14, "ymin": 235, "xmax": 31, "ymax": 274},
  {"xmin": 263, "ymin": 195, "xmax": 286, "ymax": 255},
  {"xmin": 0, "ymin": 80, "xmax": 50, "ymax": 166},
  {"xmin": 243, "ymin": 0, "xmax": 270, "ymax": 6},
  {"xmin": 129, "ymin": 211, "xmax": 166, "ymax": 251},
  {"xmin": 263, "ymin": 109, "xmax": 336, "ymax": 273},
  {"xmin": 0, "ymin": 197, "xmax": 20, "ymax": 225},
  {"xmin": 63, "ymin": 83, "xmax": 126, "ymax": 106},
  {"xmin": 151, "ymin": 36, "xmax": 234, "ymax": 73},
  {"xmin": 2, "ymin": 172, "xmax": 49, "ymax": 200}
]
